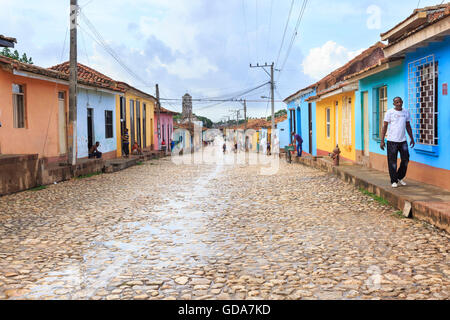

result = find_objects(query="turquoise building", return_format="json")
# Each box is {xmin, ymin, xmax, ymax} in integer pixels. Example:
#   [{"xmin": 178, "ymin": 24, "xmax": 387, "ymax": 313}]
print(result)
[{"xmin": 283, "ymin": 85, "xmax": 317, "ymax": 156}]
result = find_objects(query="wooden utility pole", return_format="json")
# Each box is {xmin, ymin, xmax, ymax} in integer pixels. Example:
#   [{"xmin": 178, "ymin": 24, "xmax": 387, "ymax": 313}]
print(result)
[
  {"xmin": 68, "ymin": 0, "xmax": 78, "ymax": 165},
  {"xmin": 244, "ymin": 100, "xmax": 247, "ymax": 132},
  {"xmin": 250, "ymin": 62, "xmax": 276, "ymax": 149},
  {"xmin": 155, "ymin": 84, "xmax": 161, "ymax": 150}
]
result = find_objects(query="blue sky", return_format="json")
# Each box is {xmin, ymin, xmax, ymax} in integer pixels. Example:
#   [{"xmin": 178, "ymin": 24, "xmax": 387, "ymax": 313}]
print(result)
[{"xmin": 1, "ymin": 0, "xmax": 444, "ymax": 121}]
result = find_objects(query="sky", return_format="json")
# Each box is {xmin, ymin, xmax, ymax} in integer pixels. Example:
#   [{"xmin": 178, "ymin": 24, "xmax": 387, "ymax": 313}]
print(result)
[{"xmin": 1, "ymin": 0, "xmax": 445, "ymax": 122}]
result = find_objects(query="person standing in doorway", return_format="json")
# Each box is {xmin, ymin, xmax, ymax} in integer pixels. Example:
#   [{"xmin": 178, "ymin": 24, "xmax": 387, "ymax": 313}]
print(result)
[
  {"xmin": 122, "ymin": 128, "xmax": 130, "ymax": 158},
  {"xmin": 380, "ymin": 97, "xmax": 415, "ymax": 188}
]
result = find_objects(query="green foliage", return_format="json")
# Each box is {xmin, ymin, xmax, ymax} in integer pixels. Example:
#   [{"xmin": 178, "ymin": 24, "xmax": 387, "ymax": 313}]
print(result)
[
  {"xmin": 75, "ymin": 172, "xmax": 102, "ymax": 179},
  {"xmin": 30, "ymin": 185, "xmax": 47, "ymax": 191},
  {"xmin": 0, "ymin": 47, "xmax": 34, "ymax": 64},
  {"xmin": 267, "ymin": 109, "xmax": 287, "ymax": 122},
  {"xmin": 359, "ymin": 188, "xmax": 390, "ymax": 206}
]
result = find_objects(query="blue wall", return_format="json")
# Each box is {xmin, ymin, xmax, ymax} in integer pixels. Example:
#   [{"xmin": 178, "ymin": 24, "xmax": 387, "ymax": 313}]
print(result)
[
  {"xmin": 286, "ymin": 88, "xmax": 317, "ymax": 156},
  {"xmin": 404, "ymin": 36, "xmax": 450, "ymax": 170},
  {"xmin": 356, "ymin": 63, "xmax": 405, "ymax": 155},
  {"xmin": 277, "ymin": 119, "xmax": 290, "ymax": 148},
  {"xmin": 77, "ymin": 88, "xmax": 117, "ymax": 159}
]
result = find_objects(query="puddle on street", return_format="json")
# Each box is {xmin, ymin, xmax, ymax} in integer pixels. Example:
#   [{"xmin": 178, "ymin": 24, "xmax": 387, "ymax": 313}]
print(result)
[{"xmin": 19, "ymin": 161, "xmax": 225, "ymax": 299}]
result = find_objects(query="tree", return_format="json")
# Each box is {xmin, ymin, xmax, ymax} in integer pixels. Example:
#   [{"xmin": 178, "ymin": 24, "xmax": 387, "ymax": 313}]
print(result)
[
  {"xmin": 267, "ymin": 109, "xmax": 287, "ymax": 122},
  {"xmin": 0, "ymin": 48, "xmax": 34, "ymax": 64}
]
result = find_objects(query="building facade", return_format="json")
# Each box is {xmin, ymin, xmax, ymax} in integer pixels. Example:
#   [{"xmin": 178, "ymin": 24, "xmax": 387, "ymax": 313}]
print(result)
[{"xmin": 116, "ymin": 83, "xmax": 156, "ymax": 157}]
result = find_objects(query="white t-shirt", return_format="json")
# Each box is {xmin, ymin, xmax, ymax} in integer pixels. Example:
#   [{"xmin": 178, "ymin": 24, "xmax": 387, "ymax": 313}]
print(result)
[{"xmin": 384, "ymin": 108, "xmax": 411, "ymax": 143}]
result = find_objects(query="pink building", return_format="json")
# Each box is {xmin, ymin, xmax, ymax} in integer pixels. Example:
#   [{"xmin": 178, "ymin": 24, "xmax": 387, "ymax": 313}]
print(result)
[{"xmin": 154, "ymin": 107, "xmax": 176, "ymax": 151}]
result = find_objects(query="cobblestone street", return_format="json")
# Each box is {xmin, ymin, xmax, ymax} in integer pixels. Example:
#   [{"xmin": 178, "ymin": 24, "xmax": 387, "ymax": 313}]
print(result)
[{"xmin": 0, "ymin": 149, "xmax": 449, "ymax": 300}]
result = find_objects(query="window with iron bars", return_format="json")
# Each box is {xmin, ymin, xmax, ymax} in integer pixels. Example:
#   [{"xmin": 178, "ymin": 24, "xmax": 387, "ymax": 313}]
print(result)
[
  {"xmin": 372, "ymin": 86, "xmax": 388, "ymax": 139},
  {"xmin": 408, "ymin": 55, "xmax": 439, "ymax": 146}
]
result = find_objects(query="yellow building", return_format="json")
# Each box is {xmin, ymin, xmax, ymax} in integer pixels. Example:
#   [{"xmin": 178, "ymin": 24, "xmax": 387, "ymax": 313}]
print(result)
[
  {"xmin": 312, "ymin": 83, "xmax": 357, "ymax": 162},
  {"xmin": 115, "ymin": 82, "xmax": 156, "ymax": 157}
]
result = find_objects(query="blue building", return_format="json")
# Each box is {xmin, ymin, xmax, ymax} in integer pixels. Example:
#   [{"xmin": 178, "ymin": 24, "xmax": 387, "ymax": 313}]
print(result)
[
  {"xmin": 371, "ymin": 4, "xmax": 449, "ymax": 190},
  {"xmin": 348, "ymin": 58, "xmax": 405, "ymax": 168},
  {"xmin": 283, "ymin": 84, "xmax": 317, "ymax": 156},
  {"xmin": 50, "ymin": 62, "xmax": 122, "ymax": 160}
]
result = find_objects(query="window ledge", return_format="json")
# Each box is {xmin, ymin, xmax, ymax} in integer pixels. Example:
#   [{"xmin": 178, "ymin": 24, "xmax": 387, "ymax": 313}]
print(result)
[{"xmin": 414, "ymin": 144, "xmax": 439, "ymax": 157}]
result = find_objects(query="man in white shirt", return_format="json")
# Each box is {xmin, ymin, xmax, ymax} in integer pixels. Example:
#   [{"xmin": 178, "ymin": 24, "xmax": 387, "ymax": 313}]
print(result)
[{"xmin": 380, "ymin": 97, "xmax": 415, "ymax": 188}]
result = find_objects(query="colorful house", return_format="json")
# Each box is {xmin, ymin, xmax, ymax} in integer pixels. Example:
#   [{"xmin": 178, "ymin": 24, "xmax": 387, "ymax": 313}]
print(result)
[
  {"xmin": 306, "ymin": 42, "xmax": 386, "ymax": 162},
  {"xmin": 284, "ymin": 84, "xmax": 317, "ymax": 156},
  {"xmin": 378, "ymin": 4, "xmax": 450, "ymax": 190},
  {"xmin": 0, "ymin": 56, "xmax": 69, "ymax": 161},
  {"xmin": 50, "ymin": 62, "xmax": 123, "ymax": 160},
  {"xmin": 154, "ymin": 107, "xmax": 176, "ymax": 151},
  {"xmin": 345, "ymin": 57, "xmax": 405, "ymax": 167},
  {"xmin": 116, "ymin": 82, "xmax": 156, "ymax": 157}
]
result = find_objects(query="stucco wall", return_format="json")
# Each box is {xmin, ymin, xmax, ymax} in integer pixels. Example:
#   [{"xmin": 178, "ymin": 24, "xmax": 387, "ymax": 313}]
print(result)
[
  {"xmin": 404, "ymin": 36, "xmax": 450, "ymax": 171},
  {"xmin": 77, "ymin": 88, "xmax": 117, "ymax": 159},
  {"xmin": 154, "ymin": 113, "xmax": 173, "ymax": 150},
  {"xmin": 0, "ymin": 69, "xmax": 68, "ymax": 158},
  {"xmin": 316, "ymin": 91, "xmax": 356, "ymax": 161}
]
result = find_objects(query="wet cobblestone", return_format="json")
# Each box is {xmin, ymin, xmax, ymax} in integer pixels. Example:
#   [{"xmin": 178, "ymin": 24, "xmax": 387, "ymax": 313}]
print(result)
[{"xmin": 0, "ymin": 150, "xmax": 449, "ymax": 300}]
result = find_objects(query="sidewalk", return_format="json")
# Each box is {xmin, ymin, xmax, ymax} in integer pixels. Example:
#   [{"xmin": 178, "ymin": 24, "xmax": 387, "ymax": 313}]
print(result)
[{"xmin": 287, "ymin": 154, "xmax": 450, "ymax": 233}]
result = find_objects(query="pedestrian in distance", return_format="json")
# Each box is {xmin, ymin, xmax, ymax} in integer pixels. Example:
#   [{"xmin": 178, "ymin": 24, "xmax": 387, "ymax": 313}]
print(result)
[
  {"xmin": 122, "ymin": 128, "xmax": 130, "ymax": 158},
  {"xmin": 88, "ymin": 141, "xmax": 102, "ymax": 159},
  {"xmin": 380, "ymin": 97, "xmax": 415, "ymax": 188},
  {"xmin": 291, "ymin": 132, "xmax": 303, "ymax": 157}
]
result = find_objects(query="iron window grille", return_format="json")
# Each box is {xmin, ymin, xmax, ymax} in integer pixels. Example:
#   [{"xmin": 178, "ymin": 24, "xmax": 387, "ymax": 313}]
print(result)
[
  {"xmin": 105, "ymin": 110, "xmax": 113, "ymax": 139},
  {"xmin": 408, "ymin": 55, "xmax": 439, "ymax": 146},
  {"xmin": 372, "ymin": 86, "xmax": 388, "ymax": 139}
]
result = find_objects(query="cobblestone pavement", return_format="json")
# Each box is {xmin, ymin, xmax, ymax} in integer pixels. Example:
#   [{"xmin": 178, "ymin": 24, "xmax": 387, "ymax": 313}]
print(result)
[{"xmin": 0, "ymin": 149, "xmax": 449, "ymax": 300}]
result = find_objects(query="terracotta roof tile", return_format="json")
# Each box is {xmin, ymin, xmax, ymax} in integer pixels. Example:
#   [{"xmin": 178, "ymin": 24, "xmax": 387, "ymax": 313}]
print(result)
[
  {"xmin": 49, "ymin": 61, "xmax": 122, "ymax": 91},
  {"xmin": 384, "ymin": 4, "xmax": 450, "ymax": 49}
]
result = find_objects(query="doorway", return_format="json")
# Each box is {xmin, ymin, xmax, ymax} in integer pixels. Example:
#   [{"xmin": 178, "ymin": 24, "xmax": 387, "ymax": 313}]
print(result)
[
  {"xmin": 362, "ymin": 92, "xmax": 369, "ymax": 157},
  {"xmin": 308, "ymin": 103, "xmax": 312, "ymax": 154},
  {"xmin": 87, "ymin": 108, "xmax": 94, "ymax": 151},
  {"xmin": 58, "ymin": 92, "xmax": 67, "ymax": 155}
]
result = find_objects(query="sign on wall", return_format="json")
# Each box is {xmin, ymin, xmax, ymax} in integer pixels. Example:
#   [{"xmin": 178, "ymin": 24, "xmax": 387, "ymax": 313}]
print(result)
[{"xmin": 443, "ymin": 83, "xmax": 448, "ymax": 96}]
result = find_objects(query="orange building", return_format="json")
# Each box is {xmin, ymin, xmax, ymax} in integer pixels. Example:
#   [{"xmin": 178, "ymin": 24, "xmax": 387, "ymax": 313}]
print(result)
[{"xmin": 0, "ymin": 56, "xmax": 69, "ymax": 162}]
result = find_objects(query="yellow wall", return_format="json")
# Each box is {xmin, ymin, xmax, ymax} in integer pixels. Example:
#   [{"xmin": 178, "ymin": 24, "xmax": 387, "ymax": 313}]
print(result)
[
  {"xmin": 115, "ymin": 92, "xmax": 155, "ymax": 157},
  {"xmin": 315, "ymin": 91, "xmax": 356, "ymax": 161}
]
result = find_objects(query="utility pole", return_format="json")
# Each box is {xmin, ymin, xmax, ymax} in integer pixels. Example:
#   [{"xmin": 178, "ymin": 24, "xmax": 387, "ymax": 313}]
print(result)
[
  {"xmin": 155, "ymin": 84, "xmax": 161, "ymax": 150},
  {"xmin": 243, "ymin": 100, "xmax": 247, "ymax": 132},
  {"xmin": 68, "ymin": 0, "xmax": 78, "ymax": 166},
  {"xmin": 250, "ymin": 62, "xmax": 277, "ymax": 151}
]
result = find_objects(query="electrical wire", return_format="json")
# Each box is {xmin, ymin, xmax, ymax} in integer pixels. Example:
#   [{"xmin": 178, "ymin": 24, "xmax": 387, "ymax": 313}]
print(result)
[
  {"xmin": 275, "ymin": 0, "xmax": 296, "ymax": 68},
  {"xmin": 277, "ymin": 0, "xmax": 308, "ymax": 81}
]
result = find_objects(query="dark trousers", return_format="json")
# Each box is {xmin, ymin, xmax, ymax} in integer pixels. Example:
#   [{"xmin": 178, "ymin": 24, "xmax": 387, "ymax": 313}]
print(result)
[
  {"xmin": 122, "ymin": 142, "xmax": 129, "ymax": 156},
  {"xmin": 387, "ymin": 141, "xmax": 409, "ymax": 184},
  {"xmin": 297, "ymin": 144, "xmax": 302, "ymax": 157},
  {"xmin": 89, "ymin": 151, "xmax": 102, "ymax": 159}
]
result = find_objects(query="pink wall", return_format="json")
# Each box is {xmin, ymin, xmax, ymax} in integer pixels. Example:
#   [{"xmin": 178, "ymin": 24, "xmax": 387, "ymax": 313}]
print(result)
[{"xmin": 153, "ymin": 112, "xmax": 173, "ymax": 150}]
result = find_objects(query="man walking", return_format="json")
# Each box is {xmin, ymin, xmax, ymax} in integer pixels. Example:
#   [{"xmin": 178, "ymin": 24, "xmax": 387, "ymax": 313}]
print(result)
[
  {"xmin": 292, "ymin": 132, "xmax": 303, "ymax": 157},
  {"xmin": 380, "ymin": 97, "xmax": 415, "ymax": 188}
]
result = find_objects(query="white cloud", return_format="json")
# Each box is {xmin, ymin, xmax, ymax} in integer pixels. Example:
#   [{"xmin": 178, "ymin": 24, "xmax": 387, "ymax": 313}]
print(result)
[{"xmin": 301, "ymin": 41, "xmax": 364, "ymax": 80}]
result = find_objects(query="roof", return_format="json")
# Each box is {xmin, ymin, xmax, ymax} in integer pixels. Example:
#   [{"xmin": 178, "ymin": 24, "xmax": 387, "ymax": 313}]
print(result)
[
  {"xmin": 283, "ymin": 83, "xmax": 318, "ymax": 103},
  {"xmin": 116, "ymin": 81, "xmax": 156, "ymax": 101},
  {"xmin": 236, "ymin": 114, "xmax": 288, "ymax": 131},
  {"xmin": 0, "ymin": 35, "xmax": 17, "ymax": 43},
  {"xmin": 49, "ymin": 61, "xmax": 123, "ymax": 92},
  {"xmin": 343, "ymin": 57, "xmax": 403, "ymax": 81},
  {"xmin": 381, "ymin": 3, "xmax": 450, "ymax": 44},
  {"xmin": 159, "ymin": 106, "xmax": 177, "ymax": 115},
  {"xmin": 0, "ymin": 55, "xmax": 66, "ymax": 80}
]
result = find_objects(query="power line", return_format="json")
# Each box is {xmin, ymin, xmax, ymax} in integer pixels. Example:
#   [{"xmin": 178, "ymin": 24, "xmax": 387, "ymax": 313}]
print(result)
[
  {"xmin": 278, "ymin": 0, "xmax": 308, "ymax": 81},
  {"xmin": 78, "ymin": 10, "xmax": 154, "ymax": 89},
  {"xmin": 275, "ymin": 0, "xmax": 295, "ymax": 69}
]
